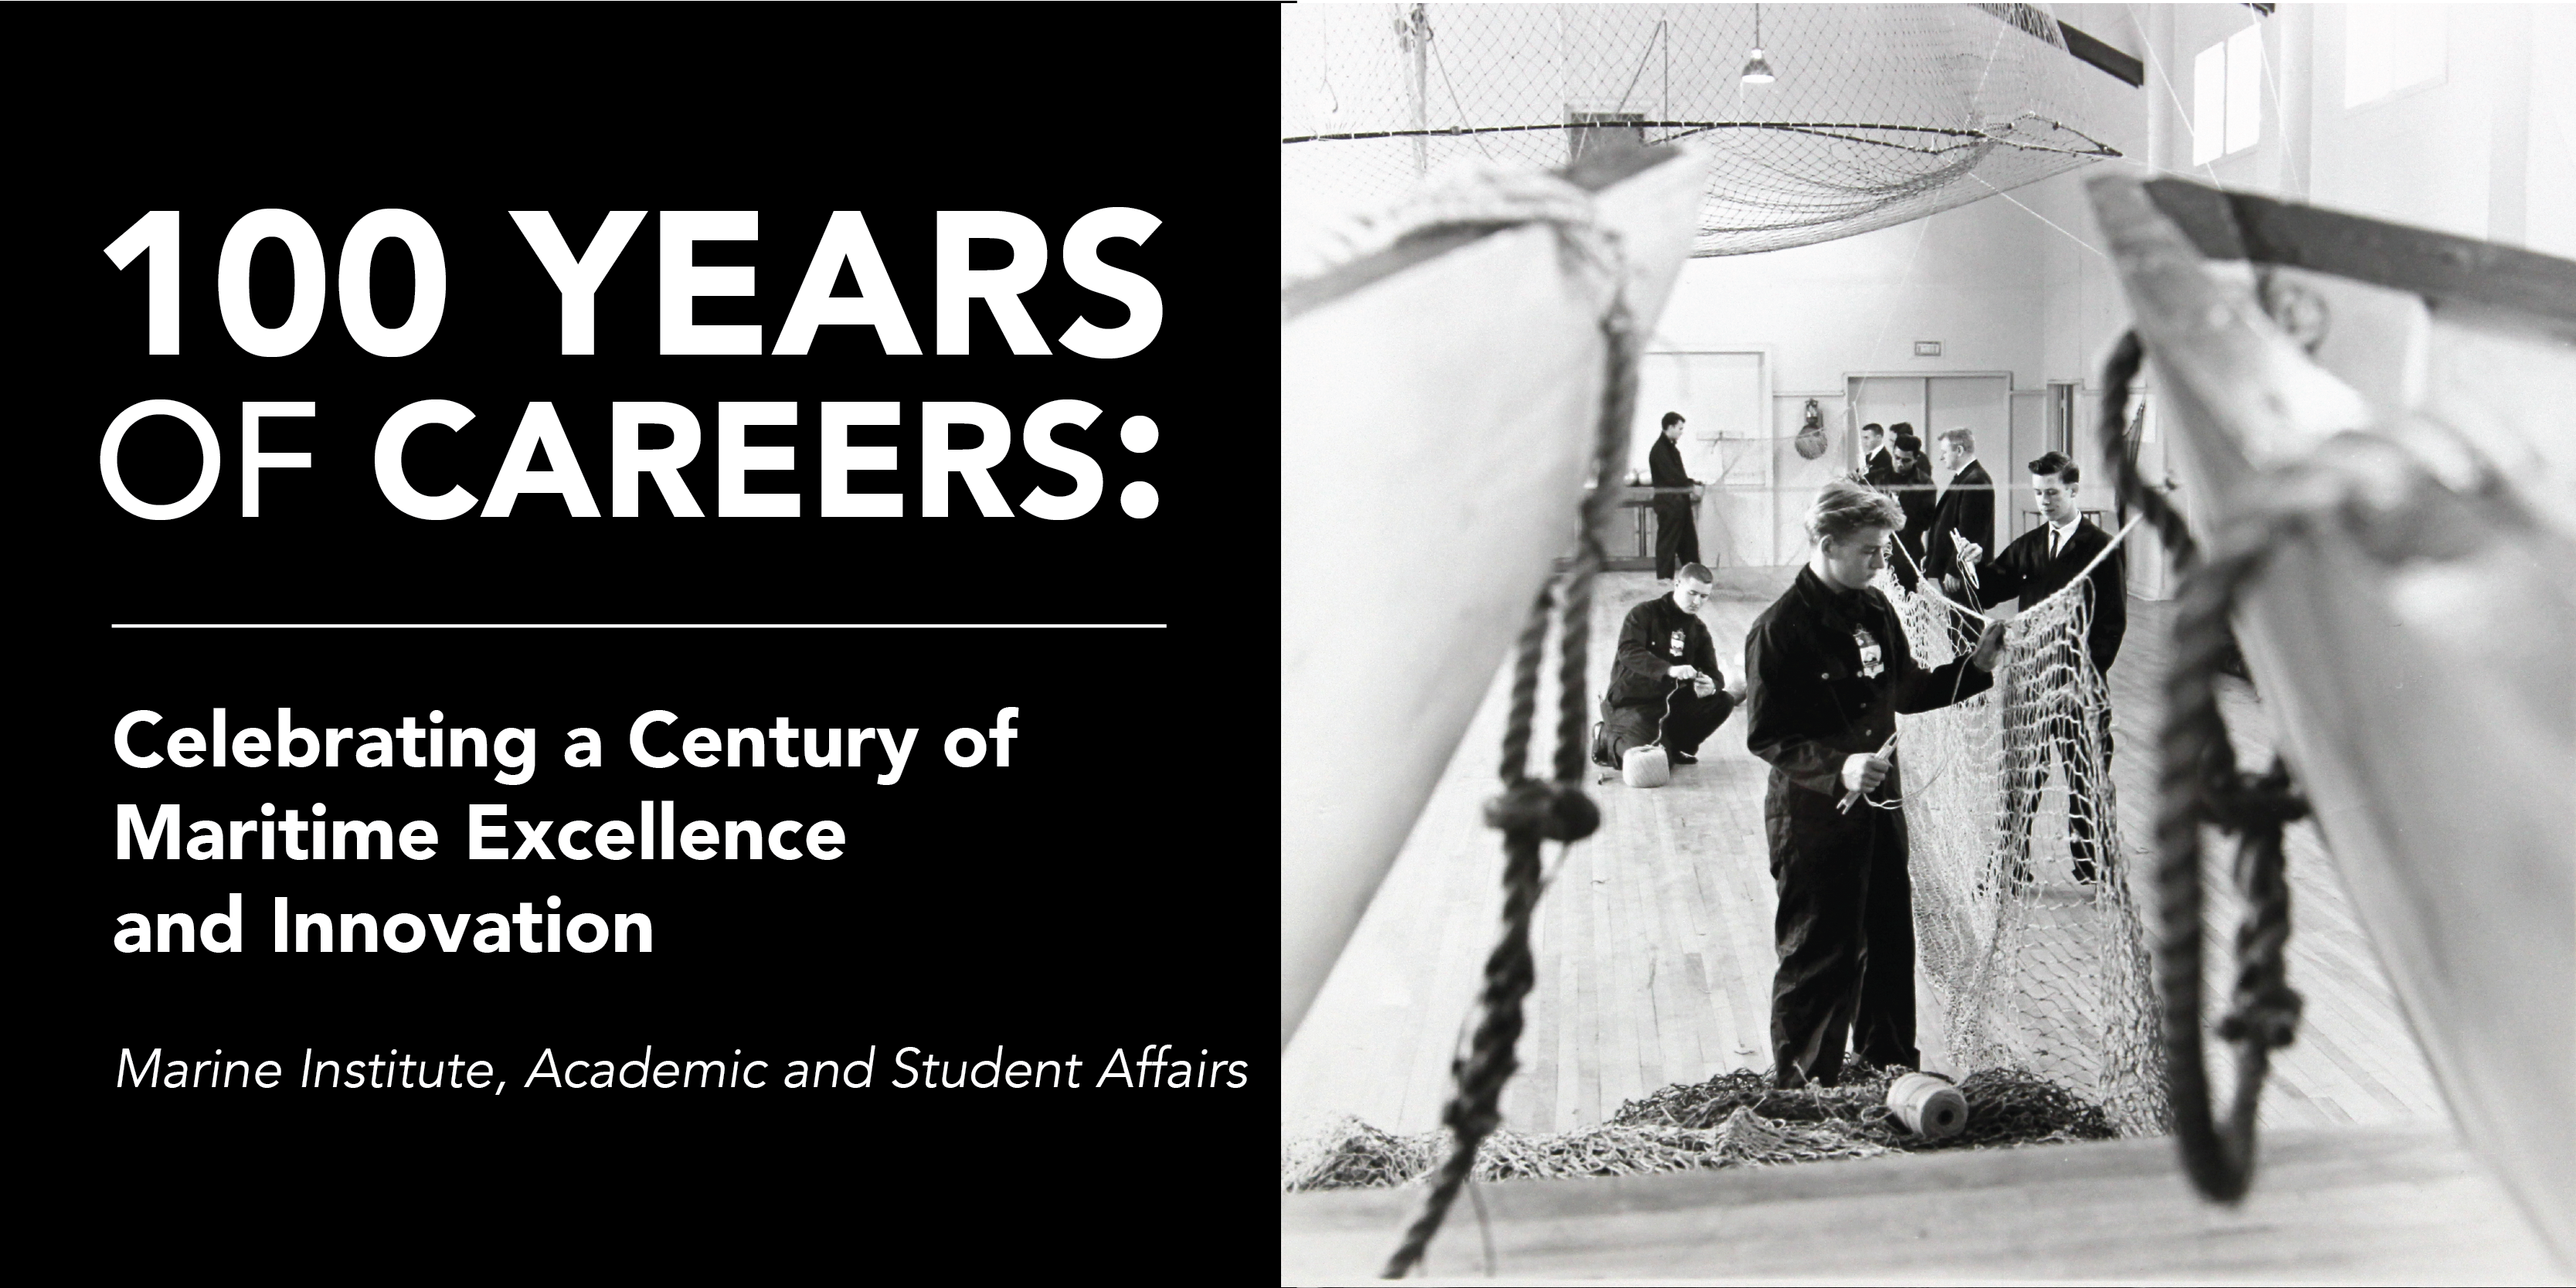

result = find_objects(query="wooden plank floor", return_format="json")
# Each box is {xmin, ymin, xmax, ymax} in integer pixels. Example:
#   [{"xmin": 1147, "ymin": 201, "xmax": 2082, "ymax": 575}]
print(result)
[
  {"xmin": 1283, "ymin": 568, "xmax": 2450, "ymax": 1141},
  {"xmin": 1282, "ymin": 1122, "xmax": 2568, "ymax": 1283}
]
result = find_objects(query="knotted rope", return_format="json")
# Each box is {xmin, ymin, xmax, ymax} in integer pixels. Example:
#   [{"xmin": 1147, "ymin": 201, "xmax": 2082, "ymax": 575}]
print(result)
[
  {"xmin": 1381, "ymin": 219, "xmax": 1633, "ymax": 1280},
  {"xmin": 2098, "ymin": 331, "xmax": 2309, "ymax": 1202}
]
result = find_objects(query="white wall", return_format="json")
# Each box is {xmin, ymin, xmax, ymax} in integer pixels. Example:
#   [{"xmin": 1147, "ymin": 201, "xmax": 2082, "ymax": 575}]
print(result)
[
  {"xmin": 1651, "ymin": 3, "xmax": 2568, "ymax": 592},
  {"xmin": 2529, "ymin": 8, "xmax": 2576, "ymax": 259},
  {"xmin": 1653, "ymin": 189, "xmax": 2048, "ymax": 568},
  {"xmin": 1652, "ymin": 194, "xmax": 2048, "ymax": 396},
  {"xmin": 2136, "ymin": 3, "xmax": 2568, "ymax": 252}
]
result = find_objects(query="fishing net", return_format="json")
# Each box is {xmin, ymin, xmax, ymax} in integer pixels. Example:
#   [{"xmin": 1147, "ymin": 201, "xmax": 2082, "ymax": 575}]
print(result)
[
  {"xmin": 1876, "ymin": 554, "xmax": 2170, "ymax": 1136},
  {"xmin": 1281, "ymin": 3, "xmax": 2118, "ymax": 257},
  {"xmin": 1282, "ymin": 1063, "xmax": 2116, "ymax": 1191}
]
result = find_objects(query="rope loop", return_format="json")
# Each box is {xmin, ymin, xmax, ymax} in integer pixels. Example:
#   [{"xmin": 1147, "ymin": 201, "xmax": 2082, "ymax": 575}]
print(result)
[
  {"xmin": 2099, "ymin": 328, "xmax": 2311, "ymax": 1205},
  {"xmin": 2097, "ymin": 330, "xmax": 2201, "ymax": 573}
]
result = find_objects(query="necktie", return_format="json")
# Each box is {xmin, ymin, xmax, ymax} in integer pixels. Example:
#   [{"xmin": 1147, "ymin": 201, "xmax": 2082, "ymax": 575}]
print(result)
[{"xmin": 2050, "ymin": 527, "xmax": 2065, "ymax": 560}]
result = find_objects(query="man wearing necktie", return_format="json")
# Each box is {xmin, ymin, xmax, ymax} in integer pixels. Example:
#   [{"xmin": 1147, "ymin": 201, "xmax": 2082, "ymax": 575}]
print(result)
[
  {"xmin": 1922, "ymin": 428, "xmax": 1995, "ymax": 609},
  {"xmin": 1858, "ymin": 422, "xmax": 1895, "ymax": 486},
  {"xmin": 1952, "ymin": 451, "xmax": 2126, "ymax": 886}
]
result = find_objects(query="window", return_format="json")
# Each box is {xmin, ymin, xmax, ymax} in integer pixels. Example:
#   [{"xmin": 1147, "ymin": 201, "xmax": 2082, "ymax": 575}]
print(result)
[
  {"xmin": 2343, "ymin": 4, "xmax": 2446, "ymax": 108},
  {"xmin": 2190, "ymin": 24, "xmax": 2265, "ymax": 165},
  {"xmin": 2227, "ymin": 26, "xmax": 2262, "ymax": 153}
]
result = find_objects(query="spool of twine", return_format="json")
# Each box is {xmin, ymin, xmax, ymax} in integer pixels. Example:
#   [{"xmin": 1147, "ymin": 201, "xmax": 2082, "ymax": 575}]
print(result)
[
  {"xmin": 1621, "ymin": 746, "xmax": 1670, "ymax": 788},
  {"xmin": 1888, "ymin": 1072, "xmax": 1969, "ymax": 1139}
]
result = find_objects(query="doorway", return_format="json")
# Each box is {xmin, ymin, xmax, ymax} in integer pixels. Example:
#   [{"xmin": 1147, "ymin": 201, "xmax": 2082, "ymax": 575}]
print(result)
[{"xmin": 1849, "ymin": 370, "xmax": 2014, "ymax": 491}]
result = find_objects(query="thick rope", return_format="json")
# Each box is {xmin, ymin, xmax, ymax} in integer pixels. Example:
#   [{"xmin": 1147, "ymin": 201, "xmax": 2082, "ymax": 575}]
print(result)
[
  {"xmin": 1496, "ymin": 582, "xmax": 1553, "ymax": 787},
  {"xmin": 2099, "ymin": 332, "xmax": 2199, "ymax": 573},
  {"xmin": 1382, "ymin": 251, "xmax": 1630, "ymax": 1280},
  {"xmin": 2096, "ymin": 331, "xmax": 2308, "ymax": 1203}
]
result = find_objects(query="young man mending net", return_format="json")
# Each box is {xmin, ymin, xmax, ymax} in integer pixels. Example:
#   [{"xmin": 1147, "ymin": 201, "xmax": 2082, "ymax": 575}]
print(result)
[{"xmin": 1742, "ymin": 480, "xmax": 2004, "ymax": 1089}]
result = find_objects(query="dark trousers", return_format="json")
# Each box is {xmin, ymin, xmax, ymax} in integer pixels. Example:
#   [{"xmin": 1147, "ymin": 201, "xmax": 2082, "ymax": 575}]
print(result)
[
  {"xmin": 1765, "ymin": 769, "xmax": 1919, "ymax": 1087},
  {"xmin": 1603, "ymin": 688, "xmax": 1736, "ymax": 763},
  {"xmin": 2005, "ymin": 702, "xmax": 2113, "ymax": 882},
  {"xmin": 1653, "ymin": 497, "xmax": 1700, "ymax": 579}
]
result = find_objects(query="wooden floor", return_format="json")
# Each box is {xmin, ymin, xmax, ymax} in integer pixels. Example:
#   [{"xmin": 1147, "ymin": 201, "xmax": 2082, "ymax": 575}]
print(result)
[
  {"xmin": 1281, "ymin": 1121, "xmax": 2568, "ymax": 1283},
  {"xmin": 1283, "ymin": 567, "xmax": 2451, "ymax": 1141}
]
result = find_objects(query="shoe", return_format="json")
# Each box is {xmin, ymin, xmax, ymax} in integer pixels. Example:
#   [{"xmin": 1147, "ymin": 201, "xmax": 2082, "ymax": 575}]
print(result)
[
  {"xmin": 1668, "ymin": 747, "xmax": 1698, "ymax": 765},
  {"xmin": 1590, "ymin": 722, "xmax": 1613, "ymax": 770}
]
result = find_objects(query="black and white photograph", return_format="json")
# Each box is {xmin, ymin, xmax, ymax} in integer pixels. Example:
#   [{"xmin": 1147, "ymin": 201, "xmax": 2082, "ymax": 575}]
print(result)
[{"xmin": 1281, "ymin": 4, "xmax": 2573, "ymax": 1280}]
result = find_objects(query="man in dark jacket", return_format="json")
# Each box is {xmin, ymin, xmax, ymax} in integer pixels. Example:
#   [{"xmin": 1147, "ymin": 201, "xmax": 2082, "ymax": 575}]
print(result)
[
  {"xmin": 1859, "ymin": 422, "xmax": 1895, "ymax": 486},
  {"xmin": 1745, "ymin": 482, "xmax": 2004, "ymax": 1087},
  {"xmin": 1886, "ymin": 429, "xmax": 1935, "ymax": 591},
  {"xmin": 1959, "ymin": 452, "xmax": 2126, "ymax": 884},
  {"xmin": 1922, "ymin": 428, "xmax": 1995, "ymax": 606},
  {"xmin": 1648, "ymin": 411, "xmax": 1703, "ymax": 580},
  {"xmin": 1599, "ymin": 563, "xmax": 1743, "ymax": 767}
]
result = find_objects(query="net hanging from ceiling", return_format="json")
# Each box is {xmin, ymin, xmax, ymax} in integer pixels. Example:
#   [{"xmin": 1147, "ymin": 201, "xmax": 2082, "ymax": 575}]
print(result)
[{"xmin": 1282, "ymin": 3, "xmax": 2119, "ymax": 257}]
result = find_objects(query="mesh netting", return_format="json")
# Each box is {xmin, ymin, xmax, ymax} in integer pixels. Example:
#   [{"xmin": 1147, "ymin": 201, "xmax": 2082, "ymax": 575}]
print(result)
[
  {"xmin": 1282, "ymin": 3, "xmax": 2116, "ymax": 257},
  {"xmin": 1282, "ymin": 1063, "xmax": 2117, "ymax": 1191},
  {"xmin": 1876, "ymin": 556, "xmax": 2170, "ymax": 1136}
]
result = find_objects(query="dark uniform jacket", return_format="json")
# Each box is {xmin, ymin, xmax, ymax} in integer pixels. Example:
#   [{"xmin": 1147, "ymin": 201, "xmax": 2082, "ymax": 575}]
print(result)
[
  {"xmin": 1922, "ymin": 459, "xmax": 1994, "ymax": 586},
  {"xmin": 1611, "ymin": 593, "xmax": 1721, "ymax": 709},
  {"xmin": 1862, "ymin": 447, "xmax": 1897, "ymax": 488},
  {"xmin": 1744, "ymin": 567, "xmax": 1993, "ymax": 797},
  {"xmin": 1976, "ymin": 518, "xmax": 2127, "ymax": 673},
  {"xmin": 1891, "ymin": 460, "xmax": 1935, "ymax": 570},
  {"xmin": 1648, "ymin": 434, "xmax": 1694, "ymax": 498}
]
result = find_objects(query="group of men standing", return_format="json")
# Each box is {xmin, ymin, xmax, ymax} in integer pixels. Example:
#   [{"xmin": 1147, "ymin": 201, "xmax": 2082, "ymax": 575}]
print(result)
[
  {"xmin": 1855, "ymin": 419, "xmax": 1993, "ymax": 600},
  {"xmin": 1606, "ymin": 411, "xmax": 2129, "ymax": 1092}
]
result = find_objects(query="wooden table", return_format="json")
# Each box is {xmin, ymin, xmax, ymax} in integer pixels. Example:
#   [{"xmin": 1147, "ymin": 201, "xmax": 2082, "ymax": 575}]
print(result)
[{"xmin": 1592, "ymin": 484, "xmax": 1694, "ymax": 572}]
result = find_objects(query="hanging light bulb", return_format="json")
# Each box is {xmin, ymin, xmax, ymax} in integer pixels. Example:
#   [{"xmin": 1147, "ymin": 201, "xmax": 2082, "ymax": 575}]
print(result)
[{"xmin": 1741, "ymin": 4, "xmax": 1776, "ymax": 84}]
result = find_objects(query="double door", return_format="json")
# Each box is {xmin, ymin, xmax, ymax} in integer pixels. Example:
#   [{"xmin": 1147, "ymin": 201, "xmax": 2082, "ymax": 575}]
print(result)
[{"xmin": 1847, "ymin": 372, "xmax": 2034, "ymax": 546}]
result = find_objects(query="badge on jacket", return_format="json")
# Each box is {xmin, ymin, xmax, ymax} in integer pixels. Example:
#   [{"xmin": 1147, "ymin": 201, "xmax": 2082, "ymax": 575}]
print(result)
[
  {"xmin": 1670, "ymin": 629, "xmax": 1686, "ymax": 658},
  {"xmin": 1854, "ymin": 627, "xmax": 1884, "ymax": 678}
]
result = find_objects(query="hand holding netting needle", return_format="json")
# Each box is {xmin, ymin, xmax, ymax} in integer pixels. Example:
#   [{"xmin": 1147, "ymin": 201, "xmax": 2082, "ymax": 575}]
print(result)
[
  {"xmin": 1837, "ymin": 732, "xmax": 1898, "ymax": 814},
  {"xmin": 1950, "ymin": 529, "xmax": 1983, "ymax": 599}
]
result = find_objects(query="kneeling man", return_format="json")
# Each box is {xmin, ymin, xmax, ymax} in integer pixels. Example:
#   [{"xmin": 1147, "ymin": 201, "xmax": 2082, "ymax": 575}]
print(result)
[{"xmin": 1603, "ymin": 563, "xmax": 1744, "ymax": 766}]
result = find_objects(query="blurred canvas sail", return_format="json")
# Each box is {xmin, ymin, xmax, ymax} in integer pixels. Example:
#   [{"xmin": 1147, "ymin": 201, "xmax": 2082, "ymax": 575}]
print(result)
[
  {"xmin": 1282, "ymin": 144, "xmax": 1711, "ymax": 1045},
  {"xmin": 2088, "ymin": 173, "xmax": 2576, "ymax": 1269}
]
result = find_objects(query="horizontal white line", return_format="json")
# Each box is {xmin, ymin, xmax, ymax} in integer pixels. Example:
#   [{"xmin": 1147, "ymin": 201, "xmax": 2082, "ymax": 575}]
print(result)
[{"xmin": 110, "ymin": 623, "xmax": 1168, "ymax": 630}]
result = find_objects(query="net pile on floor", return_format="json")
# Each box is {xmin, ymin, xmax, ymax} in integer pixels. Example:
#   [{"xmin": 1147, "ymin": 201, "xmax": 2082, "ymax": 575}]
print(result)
[
  {"xmin": 1282, "ymin": 3, "xmax": 2116, "ymax": 257},
  {"xmin": 1282, "ymin": 1064, "xmax": 2117, "ymax": 1191},
  {"xmin": 1878, "ymin": 568, "xmax": 2170, "ymax": 1137}
]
